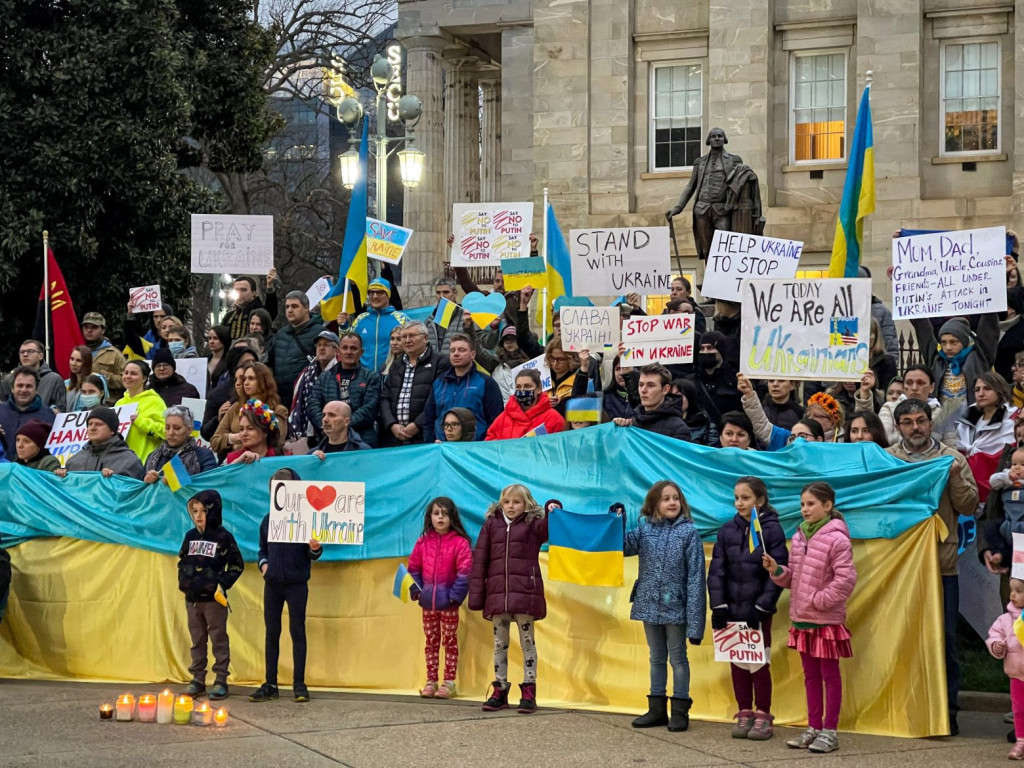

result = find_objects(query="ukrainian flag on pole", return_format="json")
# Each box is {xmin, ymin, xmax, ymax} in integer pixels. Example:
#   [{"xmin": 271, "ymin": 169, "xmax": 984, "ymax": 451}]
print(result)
[
  {"xmin": 321, "ymin": 117, "xmax": 370, "ymax": 319},
  {"xmin": 540, "ymin": 202, "xmax": 591, "ymax": 330},
  {"xmin": 828, "ymin": 83, "xmax": 875, "ymax": 278}
]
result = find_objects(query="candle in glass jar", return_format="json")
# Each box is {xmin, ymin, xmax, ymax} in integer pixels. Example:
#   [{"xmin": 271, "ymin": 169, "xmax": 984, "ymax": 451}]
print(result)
[
  {"xmin": 213, "ymin": 707, "xmax": 228, "ymax": 727},
  {"xmin": 192, "ymin": 701, "xmax": 213, "ymax": 726},
  {"xmin": 173, "ymin": 695, "xmax": 193, "ymax": 725},
  {"xmin": 99, "ymin": 703, "xmax": 114, "ymax": 720},
  {"xmin": 116, "ymin": 694, "xmax": 135, "ymax": 721},
  {"xmin": 137, "ymin": 694, "xmax": 157, "ymax": 722},
  {"xmin": 156, "ymin": 690, "xmax": 174, "ymax": 724}
]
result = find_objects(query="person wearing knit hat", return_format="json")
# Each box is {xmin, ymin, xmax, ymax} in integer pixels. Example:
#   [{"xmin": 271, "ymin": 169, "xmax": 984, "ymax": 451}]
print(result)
[
  {"xmin": 57, "ymin": 405, "xmax": 145, "ymax": 479},
  {"xmin": 149, "ymin": 348, "xmax": 201, "ymax": 407},
  {"xmin": 88, "ymin": 405, "xmax": 120, "ymax": 434},
  {"xmin": 14, "ymin": 420, "xmax": 60, "ymax": 472},
  {"xmin": 692, "ymin": 330, "xmax": 743, "ymax": 425},
  {"xmin": 346, "ymin": 276, "xmax": 410, "ymax": 372},
  {"xmin": 368, "ymin": 277, "xmax": 392, "ymax": 297}
]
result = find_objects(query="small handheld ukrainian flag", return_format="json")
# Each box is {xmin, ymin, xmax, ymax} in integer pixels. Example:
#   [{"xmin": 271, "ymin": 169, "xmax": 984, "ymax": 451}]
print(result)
[
  {"xmin": 433, "ymin": 297, "xmax": 458, "ymax": 329},
  {"xmin": 392, "ymin": 563, "xmax": 418, "ymax": 603},
  {"xmin": 748, "ymin": 506, "xmax": 764, "ymax": 553},
  {"xmin": 565, "ymin": 396, "xmax": 602, "ymax": 424},
  {"xmin": 523, "ymin": 424, "xmax": 548, "ymax": 437},
  {"xmin": 1014, "ymin": 614, "xmax": 1024, "ymax": 648},
  {"xmin": 161, "ymin": 454, "xmax": 191, "ymax": 493}
]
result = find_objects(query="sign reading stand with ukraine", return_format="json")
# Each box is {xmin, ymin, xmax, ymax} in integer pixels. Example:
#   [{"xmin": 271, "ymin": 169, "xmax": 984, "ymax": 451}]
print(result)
[{"xmin": 548, "ymin": 508, "xmax": 623, "ymax": 587}]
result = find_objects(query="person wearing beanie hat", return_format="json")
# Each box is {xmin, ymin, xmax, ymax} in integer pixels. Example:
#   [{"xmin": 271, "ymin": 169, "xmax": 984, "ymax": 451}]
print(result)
[
  {"xmin": 692, "ymin": 330, "xmax": 743, "ymax": 426},
  {"xmin": 346, "ymin": 277, "xmax": 410, "ymax": 372},
  {"xmin": 149, "ymin": 348, "xmax": 201, "ymax": 407},
  {"xmin": 368, "ymin": 277, "xmax": 392, "ymax": 297},
  {"xmin": 490, "ymin": 325, "xmax": 530, "ymax": 403},
  {"xmin": 58, "ymin": 406, "xmax": 144, "ymax": 479},
  {"xmin": 14, "ymin": 420, "xmax": 60, "ymax": 472}
]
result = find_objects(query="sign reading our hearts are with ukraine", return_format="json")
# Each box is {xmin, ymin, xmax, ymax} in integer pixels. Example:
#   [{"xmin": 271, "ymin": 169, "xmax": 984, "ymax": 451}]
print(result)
[{"xmin": 268, "ymin": 480, "xmax": 366, "ymax": 545}]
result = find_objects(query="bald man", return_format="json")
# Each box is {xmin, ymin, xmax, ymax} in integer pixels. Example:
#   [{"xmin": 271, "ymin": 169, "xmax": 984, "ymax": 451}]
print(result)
[{"xmin": 311, "ymin": 401, "xmax": 370, "ymax": 457}]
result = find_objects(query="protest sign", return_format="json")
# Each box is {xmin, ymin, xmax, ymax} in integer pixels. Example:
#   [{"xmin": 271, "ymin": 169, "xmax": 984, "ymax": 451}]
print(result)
[
  {"xmin": 305, "ymin": 276, "xmax": 332, "ymax": 308},
  {"xmin": 179, "ymin": 397, "xmax": 207, "ymax": 433},
  {"xmin": 190, "ymin": 214, "xmax": 274, "ymax": 274},
  {"xmin": 45, "ymin": 404, "xmax": 138, "ymax": 466},
  {"xmin": 510, "ymin": 354, "xmax": 552, "ymax": 391},
  {"xmin": 569, "ymin": 227, "xmax": 672, "ymax": 295},
  {"xmin": 559, "ymin": 306, "xmax": 619, "ymax": 352},
  {"xmin": 740, "ymin": 278, "xmax": 871, "ymax": 381},
  {"xmin": 1013, "ymin": 532, "xmax": 1024, "ymax": 580},
  {"xmin": 366, "ymin": 218, "xmax": 413, "ymax": 265},
  {"xmin": 128, "ymin": 285, "xmax": 162, "ymax": 314},
  {"xmin": 501, "ymin": 256, "xmax": 548, "ymax": 292},
  {"xmin": 713, "ymin": 623, "xmax": 767, "ymax": 669},
  {"xmin": 176, "ymin": 358, "xmax": 209, "ymax": 399},
  {"xmin": 892, "ymin": 226, "xmax": 1007, "ymax": 320},
  {"xmin": 450, "ymin": 203, "xmax": 533, "ymax": 266},
  {"xmin": 621, "ymin": 314, "xmax": 694, "ymax": 365},
  {"xmin": 268, "ymin": 480, "xmax": 365, "ymax": 545},
  {"xmin": 703, "ymin": 232, "xmax": 803, "ymax": 302}
]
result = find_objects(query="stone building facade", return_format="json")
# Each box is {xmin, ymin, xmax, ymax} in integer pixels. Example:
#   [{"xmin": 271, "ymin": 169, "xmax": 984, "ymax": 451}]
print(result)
[{"xmin": 396, "ymin": 0, "xmax": 1023, "ymax": 305}]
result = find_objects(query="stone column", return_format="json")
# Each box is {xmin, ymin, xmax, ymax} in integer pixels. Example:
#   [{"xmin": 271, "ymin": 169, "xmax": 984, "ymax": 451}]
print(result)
[
  {"xmin": 443, "ymin": 57, "xmax": 482, "ymax": 225},
  {"xmin": 500, "ymin": 25, "xmax": 535, "ymax": 212},
  {"xmin": 480, "ymin": 76, "xmax": 502, "ymax": 202},
  {"xmin": 398, "ymin": 35, "xmax": 446, "ymax": 305}
]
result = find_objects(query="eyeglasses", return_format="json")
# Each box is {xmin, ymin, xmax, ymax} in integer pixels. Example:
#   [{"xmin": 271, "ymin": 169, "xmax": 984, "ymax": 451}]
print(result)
[
  {"xmin": 549, "ymin": 355, "xmax": 568, "ymax": 363},
  {"xmin": 442, "ymin": 422, "xmax": 461, "ymax": 430}
]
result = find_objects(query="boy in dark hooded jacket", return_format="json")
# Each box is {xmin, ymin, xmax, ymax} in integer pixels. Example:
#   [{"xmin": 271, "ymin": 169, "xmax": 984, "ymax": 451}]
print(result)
[{"xmin": 178, "ymin": 489, "xmax": 244, "ymax": 700}]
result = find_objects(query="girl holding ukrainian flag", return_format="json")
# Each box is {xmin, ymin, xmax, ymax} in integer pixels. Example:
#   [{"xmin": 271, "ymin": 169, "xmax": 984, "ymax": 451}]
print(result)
[{"xmin": 707, "ymin": 477, "xmax": 788, "ymax": 741}]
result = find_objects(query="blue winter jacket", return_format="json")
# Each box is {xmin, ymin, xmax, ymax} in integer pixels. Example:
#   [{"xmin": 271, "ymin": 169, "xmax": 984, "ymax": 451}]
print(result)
[
  {"xmin": 350, "ymin": 306, "xmax": 409, "ymax": 372},
  {"xmin": 422, "ymin": 367, "xmax": 504, "ymax": 442},
  {"xmin": 624, "ymin": 515, "xmax": 707, "ymax": 637}
]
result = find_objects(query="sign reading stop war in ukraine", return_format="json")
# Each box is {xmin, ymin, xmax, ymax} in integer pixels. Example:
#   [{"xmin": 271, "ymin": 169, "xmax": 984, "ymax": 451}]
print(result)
[
  {"xmin": 569, "ymin": 227, "xmax": 672, "ymax": 295},
  {"xmin": 191, "ymin": 214, "xmax": 274, "ymax": 274},
  {"xmin": 559, "ymin": 306, "xmax": 619, "ymax": 352},
  {"xmin": 269, "ymin": 480, "xmax": 365, "ymax": 545},
  {"xmin": 450, "ymin": 203, "xmax": 533, "ymax": 266},
  {"xmin": 740, "ymin": 278, "xmax": 871, "ymax": 381},
  {"xmin": 621, "ymin": 314, "xmax": 694, "ymax": 365},
  {"xmin": 892, "ymin": 226, "xmax": 1007, "ymax": 320},
  {"xmin": 703, "ymin": 231, "xmax": 803, "ymax": 302},
  {"xmin": 45, "ymin": 404, "xmax": 138, "ymax": 466},
  {"xmin": 366, "ymin": 218, "xmax": 413, "ymax": 265}
]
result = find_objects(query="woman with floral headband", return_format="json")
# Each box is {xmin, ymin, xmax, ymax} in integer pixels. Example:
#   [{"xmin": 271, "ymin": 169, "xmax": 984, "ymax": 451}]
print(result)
[
  {"xmin": 226, "ymin": 399, "xmax": 283, "ymax": 464},
  {"xmin": 736, "ymin": 374, "xmax": 845, "ymax": 451}
]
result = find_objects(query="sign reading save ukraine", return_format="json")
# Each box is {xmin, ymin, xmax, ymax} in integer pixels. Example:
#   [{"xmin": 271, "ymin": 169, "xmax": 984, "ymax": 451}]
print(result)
[
  {"xmin": 548, "ymin": 507, "xmax": 623, "ymax": 587},
  {"xmin": 366, "ymin": 218, "xmax": 413, "ymax": 265}
]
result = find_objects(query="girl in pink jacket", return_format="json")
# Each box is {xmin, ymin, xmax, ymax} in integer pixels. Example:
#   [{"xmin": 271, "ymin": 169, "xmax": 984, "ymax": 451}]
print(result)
[
  {"xmin": 408, "ymin": 496, "xmax": 473, "ymax": 700},
  {"xmin": 986, "ymin": 577, "xmax": 1024, "ymax": 760},
  {"xmin": 763, "ymin": 481, "xmax": 857, "ymax": 755}
]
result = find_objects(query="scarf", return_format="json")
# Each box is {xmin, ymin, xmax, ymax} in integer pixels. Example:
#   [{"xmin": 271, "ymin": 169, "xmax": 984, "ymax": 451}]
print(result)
[
  {"xmin": 149, "ymin": 438, "xmax": 204, "ymax": 475},
  {"xmin": 798, "ymin": 516, "xmax": 830, "ymax": 540},
  {"xmin": 939, "ymin": 345, "xmax": 972, "ymax": 376},
  {"xmin": 287, "ymin": 360, "xmax": 331, "ymax": 439}
]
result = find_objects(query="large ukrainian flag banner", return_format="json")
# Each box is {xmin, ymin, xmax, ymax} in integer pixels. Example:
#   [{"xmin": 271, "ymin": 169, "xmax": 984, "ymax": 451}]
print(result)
[
  {"xmin": 548, "ymin": 508, "xmax": 623, "ymax": 587},
  {"xmin": 321, "ymin": 118, "xmax": 370, "ymax": 319},
  {"xmin": 828, "ymin": 84, "xmax": 875, "ymax": 278}
]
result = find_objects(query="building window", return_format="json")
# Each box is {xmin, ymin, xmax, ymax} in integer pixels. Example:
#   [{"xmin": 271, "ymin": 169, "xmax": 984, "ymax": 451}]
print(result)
[
  {"xmin": 941, "ymin": 40, "xmax": 999, "ymax": 155},
  {"xmin": 650, "ymin": 63, "xmax": 703, "ymax": 170},
  {"xmin": 791, "ymin": 52, "xmax": 846, "ymax": 163}
]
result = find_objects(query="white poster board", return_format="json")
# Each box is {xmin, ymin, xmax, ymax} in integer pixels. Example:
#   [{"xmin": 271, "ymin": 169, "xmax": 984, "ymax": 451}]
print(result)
[
  {"xmin": 569, "ymin": 227, "xmax": 672, "ymax": 296},
  {"xmin": 450, "ymin": 203, "xmax": 533, "ymax": 266},
  {"xmin": 269, "ymin": 480, "xmax": 365, "ymax": 545},
  {"xmin": 176, "ymin": 357, "xmax": 209, "ymax": 400},
  {"xmin": 179, "ymin": 397, "xmax": 207, "ymax": 433},
  {"xmin": 892, "ymin": 226, "xmax": 1007, "ymax": 320},
  {"xmin": 191, "ymin": 214, "xmax": 274, "ymax": 274},
  {"xmin": 621, "ymin": 314, "xmax": 695, "ymax": 365},
  {"xmin": 129, "ymin": 285, "xmax": 162, "ymax": 314},
  {"xmin": 703, "ymin": 232, "xmax": 803, "ymax": 302},
  {"xmin": 509, "ymin": 354, "xmax": 552, "ymax": 391},
  {"xmin": 305, "ymin": 276, "xmax": 332, "ymax": 308},
  {"xmin": 366, "ymin": 218, "xmax": 413, "ymax": 265},
  {"xmin": 740, "ymin": 278, "xmax": 872, "ymax": 381},
  {"xmin": 45, "ymin": 404, "xmax": 138, "ymax": 466},
  {"xmin": 713, "ymin": 622, "xmax": 767, "ymax": 671},
  {"xmin": 559, "ymin": 306, "xmax": 620, "ymax": 352}
]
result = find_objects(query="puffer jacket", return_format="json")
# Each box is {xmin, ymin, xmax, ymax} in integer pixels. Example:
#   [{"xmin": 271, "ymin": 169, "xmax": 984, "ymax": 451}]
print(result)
[
  {"xmin": 468, "ymin": 507, "xmax": 548, "ymax": 620},
  {"xmin": 408, "ymin": 530, "xmax": 473, "ymax": 611},
  {"xmin": 771, "ymin": 517, "xmax": 857, "ymax": 625},
  {"xmin": 708, "ymin": 507, "xmax": 789, "ymax": 623},
  {"xmin": 177, "ymin": 490, "xmax": 244, "ymax": 602},
  {"xmin": 378, "ymin": 346, "xmax": 451, "ymax": 446},
  {"xmin": 632, "ymin": 395, "xmax": 692, "ymax": 441},
  {"xmin": 485, "ymin": 391, "xmax": 566, "ymax": 440},
  {"xmin": 624, "ymin": 514, "xmax": 707, "ymax": 636},
  {"xmin": 350, "ymin": 306, "xmax": 409, "ymax": 372},
  {"xmin": 268, "ymin": 318, "xmax": 325, "ymax": 403},
  {"xmin": 309, "ymin": 364, "xmax": 381, "ymax": 444},
  {"xmin": 987, "ymin": 602, "xmax": 1024, "ymax": 680}
]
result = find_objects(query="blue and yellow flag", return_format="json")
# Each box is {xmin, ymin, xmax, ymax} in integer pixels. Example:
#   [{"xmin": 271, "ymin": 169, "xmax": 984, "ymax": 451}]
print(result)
[
  {"xmin": 433, "ymin": 297, "xmax": 458, "ymax": 329},
  {"xmin": 523, "ymin": 423, "xmax": 548, "ymax": 437},
  {"xmin": 748, "ymin": 506, "xmax": 764, "ymax": 553},
  {"xmin": 392, "ymin": 563, "xmax": 417, "ymax": 603},
  {"xmin": 548, "ymin": 508, "xmax": 624, "ymax": 587},
  {"xmin": 565, "ymin": 396, "xmax": 602, "ymax": 423},
  {"xmin": 541, "ymin": 203, "xmax": 592, "ymax": 332},
  {"xmin": 828, "ymin": 84, "xmax": 875, "ymax": 278},
  {"xmin": 161, "ymin": 454, "xmax": 191, "ymax": 494},
  {"xmin": 322, "ymin": 118, "xmax": 370, "ymax": 319}
]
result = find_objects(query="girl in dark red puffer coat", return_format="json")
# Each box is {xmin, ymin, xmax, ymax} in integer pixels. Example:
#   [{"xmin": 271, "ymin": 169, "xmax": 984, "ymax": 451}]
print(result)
[{"xmin": 468, "ymin": 484, "xmax": 548, "ymax": 714}]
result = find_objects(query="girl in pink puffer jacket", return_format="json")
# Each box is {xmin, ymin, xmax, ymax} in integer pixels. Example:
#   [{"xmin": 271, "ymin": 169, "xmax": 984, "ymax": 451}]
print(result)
[
  {"xmin": 408, "ymin": 496, "xmax": 473, "ymax": 700},
  {"xmin": 986, "ymin": 577, "xmax": 1024, "ymax": 760},
  {"xmin": 763, "ymin": 482, "xmax": 857, "ymax": 755}
]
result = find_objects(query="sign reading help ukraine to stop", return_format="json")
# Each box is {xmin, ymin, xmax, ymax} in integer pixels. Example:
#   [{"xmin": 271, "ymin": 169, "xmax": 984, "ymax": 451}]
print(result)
[{"xmin": 269, "ymin": 480, "xmax": 365, "ymax": 545}]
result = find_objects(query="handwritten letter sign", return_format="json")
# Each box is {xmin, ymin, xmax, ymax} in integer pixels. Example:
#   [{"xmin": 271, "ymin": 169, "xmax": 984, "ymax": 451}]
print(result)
[
  {"xmin": 560, "ymin": 306, "xmax": 620, "ymax": 352},
  {"xmin": 703, "ymin": 232, "xmax": 803, "ymax": 302},
  {"xmin": 269, "ymin": 480, "xmax": 366, "ymax": 545},
  {"xmin": 621, "ymin": 314, "xmax": 694, "ymax": 365},
  {"xmin": 569, "ymin": 227, "xmax": 672, "ymax": 296},
  {"xmin": 450, "ymin": 203, "xmax": 533, "ymax": 266},
  {"xmin": 191, "ymin": 214, "xmax": 274, "ymax": 274},
  {"xmin": 45, "ymin": 404, "xmax": 138, "ymax": 466}
]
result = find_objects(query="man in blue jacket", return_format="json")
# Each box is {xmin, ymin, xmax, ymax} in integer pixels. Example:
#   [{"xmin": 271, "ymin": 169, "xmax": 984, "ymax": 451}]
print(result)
[
  {"xmin": 422, "ymin": 334, "xmax": 503, "ymax": 442},
  {"xmin": 0, "ymin": 367, "xmax": 56, "ymax": 455},
  {"xmin": 347, "ymin": 278, "xmax": 409, "ymax": 372}
]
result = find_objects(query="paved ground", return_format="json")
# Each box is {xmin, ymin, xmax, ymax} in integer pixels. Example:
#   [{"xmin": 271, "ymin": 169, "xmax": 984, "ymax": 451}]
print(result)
[{"xmin": 0, "ymin": 680, "xmax": 1014, "ymax": 767}]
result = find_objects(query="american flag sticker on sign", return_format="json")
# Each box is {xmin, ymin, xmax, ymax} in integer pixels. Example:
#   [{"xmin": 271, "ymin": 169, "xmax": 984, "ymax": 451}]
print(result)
[{"xmin": 829, "ymin": 317, "xmax": 859, "ymax": 347}]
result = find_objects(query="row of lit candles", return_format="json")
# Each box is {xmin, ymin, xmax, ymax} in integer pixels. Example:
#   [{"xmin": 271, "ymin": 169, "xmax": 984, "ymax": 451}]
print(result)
[{"xmin": 99, "ymin": 691, "xmax": 227, "ymax": 726}]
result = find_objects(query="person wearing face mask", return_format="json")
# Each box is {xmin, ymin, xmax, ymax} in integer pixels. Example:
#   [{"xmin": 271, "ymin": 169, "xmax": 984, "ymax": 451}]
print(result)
[
  {"xmin": 688, "ymin": 331, "xmax": 742, "ymax": 426},
  {"xmin": 600, "ymin": 355, "xmax": 640, "ymax": 421},
  {"xmin": 148, "ymin": 349, "xmax": 200, "ymax": 407},
  {"xmin": 70, "ymin": 374, "xmax": 108, "ymax": 412},
  {"xmin": 710, "ymin": 300, "xmax": 741, "ymax": 365},
  {"xmin": 143, "ymin": 405, "xmax": 217, "ymax": 483},
  {"xmin": 485, "ymin": 369, "xmax": 565, "ymax": 440},
  {"xmin": 164, "ymin": 325, "xmax": 198, "ymax": 358}
]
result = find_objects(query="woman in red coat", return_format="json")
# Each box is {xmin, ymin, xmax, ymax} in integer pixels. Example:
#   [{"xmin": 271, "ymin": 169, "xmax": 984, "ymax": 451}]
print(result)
[{"xmin": 484, "ymin": 368, "xmax": 566, "ymax": 440}]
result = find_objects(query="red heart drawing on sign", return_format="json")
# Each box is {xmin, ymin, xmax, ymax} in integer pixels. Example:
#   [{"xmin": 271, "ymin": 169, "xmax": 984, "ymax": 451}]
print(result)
[{"xmin": 305, "ymin": 485, "xmax": 337, "ymax": 511}]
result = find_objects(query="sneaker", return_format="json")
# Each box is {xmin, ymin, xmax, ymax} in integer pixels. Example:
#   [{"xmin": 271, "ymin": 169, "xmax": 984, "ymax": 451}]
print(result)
[
  {"xmin": 249, "ymin": 683, "xmax": 279, "ymax": 703},
  {"xmin": 731, "ymin": 710, "xmax": 755, "ymax": 738},
  {"xmin": 419, "ymin": 682, "xmax": 438, "ymax": 698},
  {"xmin": 208, "ymin": 681, "xmax": 229, "ymax": 701},
  {"xmin": 184, "ymin": 680, "xmax": 206, "ymax": 697},
  {"xmin": 517, "ymin": 682, "xmax": 537, "ymax": 714},
  {"xmin": 747, "ymin": 713, "xmax": 775, "ymax": 741},
  {"xmin": 1009, "ymin": 739, "xmax": 1024, "ymax": 760},
  {"xmin": 482, "ymin": 680, "xmax": 510, "ymax": 711},
  {"xmin": 786, "ymin": 727, "xmax": 819, "ymax": 749},
  {"xmin": 434, "ymin": 681, "xmax": 456, "ymax": 699},
  {"xmin": 294, "ymin": 684, "xmax": 310, "ymax": 703},
  {"xmin": 808, "ymin": 729, "xmax": 839, "ymax": 753}
]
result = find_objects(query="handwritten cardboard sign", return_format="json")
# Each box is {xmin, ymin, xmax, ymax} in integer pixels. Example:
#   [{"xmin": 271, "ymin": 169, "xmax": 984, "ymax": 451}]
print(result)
[
  {"xmin": 509, "ymin": 354, "xmax": 552, "ymax": 391},
  {"xmin": 892, "ymin": 226, "xmax": 1007, "ymax": 320},
  {"xmin": 269, "ymin": 480, "xmax": 365, "ymax": 545},
  {"xmin": 191, "ymin": 214, "xmax": 274, "ymax": 274},
  {"xmin": 175, "ymin": 357, "xmax": 209, "ymax": 400},
  {"xmin": 703, "ymin": 232, "xmax": 803, "ymax": 302},
  {"xmin": 740, "ymin": 278, "xmax": 871, "ymax": 381},
  {"xmin": 45, "ymin": 403, "xmax": 138, "ymax": 466},
  {"xmin": 129, "ymin": 285, "xmax": 162, "ymax": 314},
  {"xmin": 501, "ymin": 256, "xmax": 548, "ymax": 292},
  {"xmin": 366, "ymin": 218, "xmax": 413, "ymax": 265},
  {"xmin": 621, "ymin": 314, "xmax": 694, "ymax": 365},
  {"xmin": 560, "ymin": 306, "xmax": 619, "ymax": 352},
  {"xmin": 569, "ymin": 227, "xmax": 672, "ymax": 296},
  {"xmin": 450, "ymin": 203, "xmax": 533, "ymax": 266},
  {"xmin": 713, "ymin": 622, "xmax": 767, "ymax": 668}
]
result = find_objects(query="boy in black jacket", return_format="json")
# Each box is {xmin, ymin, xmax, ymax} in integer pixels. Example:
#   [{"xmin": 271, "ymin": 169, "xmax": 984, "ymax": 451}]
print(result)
[
  {"xmin": 250, "ymin": 469, "xmax": 323, "ymax": 703},
  {"xmin": 178, "ymin": 489, "xmax": 244, "ymax": 700}
]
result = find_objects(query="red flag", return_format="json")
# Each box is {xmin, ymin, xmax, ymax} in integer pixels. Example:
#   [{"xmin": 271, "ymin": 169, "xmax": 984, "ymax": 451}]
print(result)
[{"xmin": 36, "ymin": 248, "xmax": 85, "ymax": 379}]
